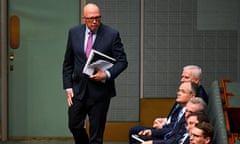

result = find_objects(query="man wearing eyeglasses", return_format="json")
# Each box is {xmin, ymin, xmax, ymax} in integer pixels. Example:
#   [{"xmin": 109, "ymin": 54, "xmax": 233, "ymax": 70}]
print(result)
[
  {"xmin": 62, "ymin": 3, "xmax": 128, "ymax": 144},
  {"xmin": 189, "ymin": 122, "xmax": 214, "ymax": 144},
  {"xmin": 147, "ymin": 65, "xmax": 208, "ymax": 133},
  {"xmin": 179, "ymin": 111, "xmax": 209, "ymax": 144},
  {"xmin": 139, "ymin": 98, "xmax": 207, "ymax": 144},
  {"xmin": 129, "ymin": 82, "xmax": 199, "ymax": 143}
]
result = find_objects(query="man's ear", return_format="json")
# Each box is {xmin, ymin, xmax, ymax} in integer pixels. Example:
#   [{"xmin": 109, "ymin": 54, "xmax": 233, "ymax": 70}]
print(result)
[
  {"xmin": 194, "ymin": 78, "xmax": 200, "ymax": 85},
  {"xmin": 191, "ymin": 94, "xmax": 196, "ymax": 98},
  {"xmin": 205, "ymin": 137, "xmax": 211, "ymax": 144}
]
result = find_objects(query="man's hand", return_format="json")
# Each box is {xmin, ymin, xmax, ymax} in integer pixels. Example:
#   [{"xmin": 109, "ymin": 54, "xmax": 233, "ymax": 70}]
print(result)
[
  {"xmin": 142, "ymin": 141, "xmax": 153, "ymax": 144},
  {"xmin": 66, "ymin": 89, "xmax": 73, "ymax": 107},
  {"xmin": 138, "ymin": 129, "xmax": 152, "ymax": 136},
  {"xmin": 90, "ymin": 69, "xmax": 107, "ymax": 81},
  {"xmin": 152, "ymin": 118, "xmax": 167, "ymax": 129}
]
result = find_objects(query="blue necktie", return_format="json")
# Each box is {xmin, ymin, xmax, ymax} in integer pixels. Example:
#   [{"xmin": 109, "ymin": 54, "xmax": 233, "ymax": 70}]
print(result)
[
  {"xmin": 170, "ymin": 104, "xmax": 182, "ymax": 123},
  {"xmin": 164, "ymin": 105, "xmax": 182, "ymax": 140}
]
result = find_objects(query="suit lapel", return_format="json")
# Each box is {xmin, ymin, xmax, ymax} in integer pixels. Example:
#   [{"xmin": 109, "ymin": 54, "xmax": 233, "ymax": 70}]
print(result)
[
  {"xmin": 92, "ymin": 24, "xmax": 104, "ymax": 51},
  {"xmin": 79, "ymin": 25, "xmax": 86, "ymax": 55}
]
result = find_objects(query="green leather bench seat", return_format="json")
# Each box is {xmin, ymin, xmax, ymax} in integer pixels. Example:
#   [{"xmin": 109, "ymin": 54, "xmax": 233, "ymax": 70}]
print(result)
[{"xmin": 207, "ymin": 80, "xmax": 228, "ymax": 144}]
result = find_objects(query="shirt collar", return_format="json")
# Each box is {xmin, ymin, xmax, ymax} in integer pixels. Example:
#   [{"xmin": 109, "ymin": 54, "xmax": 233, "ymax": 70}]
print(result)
[{"xmin": 86, "ymin": 26, "xmax": 97, "ymax": 34}]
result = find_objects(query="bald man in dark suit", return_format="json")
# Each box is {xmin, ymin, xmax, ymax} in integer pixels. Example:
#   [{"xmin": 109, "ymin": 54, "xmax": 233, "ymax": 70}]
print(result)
[{"xmin": 62, "ymin": 3, "xmax": 128, "ymax": 144}]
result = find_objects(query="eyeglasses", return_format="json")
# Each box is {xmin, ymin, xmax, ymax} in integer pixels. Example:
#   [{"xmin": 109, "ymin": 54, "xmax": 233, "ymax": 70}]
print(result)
[{"xmin": 84, "ymin": 16, "xmax": 101, "ymax": 22}]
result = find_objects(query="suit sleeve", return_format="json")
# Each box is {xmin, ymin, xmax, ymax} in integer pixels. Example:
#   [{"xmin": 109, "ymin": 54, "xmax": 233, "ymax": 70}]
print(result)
[
  {"xmin": 151, "ymin": 122, "xmax": 174, "ymax": 138},
  {"xmin": 108, "ymin": 31, "xmax": 128, "ymax": 79},
  {"xmin": 62, "ymin": 30, "xmax": 74, "ymax": 89},
  {"xmin": 152, "ymin": 120, "xmax": 187, "ymax": 144}
]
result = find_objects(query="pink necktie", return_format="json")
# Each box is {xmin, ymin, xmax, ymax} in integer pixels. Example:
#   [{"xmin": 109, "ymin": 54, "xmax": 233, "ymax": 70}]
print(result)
[{"xmin": 86, "ymin": 31, "xmax": 93, "ymax": 58}]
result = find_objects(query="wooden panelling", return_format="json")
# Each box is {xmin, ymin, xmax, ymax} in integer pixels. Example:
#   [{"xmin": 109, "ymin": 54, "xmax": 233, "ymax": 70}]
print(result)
[
  {"xmin": 140, "ymin": 98, "xmax": 175, "ymax": 127},
  {"xmin": 103, "ymin": 98, "xmax": 175, "ymax": 141},
  {"xmin": 103, "ymin": 122, "xmax": 140, "ymax": 141}
]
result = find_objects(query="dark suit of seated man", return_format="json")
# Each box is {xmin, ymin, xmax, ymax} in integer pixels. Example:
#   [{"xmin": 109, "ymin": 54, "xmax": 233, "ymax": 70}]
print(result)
[
  {"xmin": 189, "ymin": 122, "xmax": 214, "ymax": 144},
  {"xmin": 177, "ymin": 111, "xmax": 209, "ymax": 144},
  {"xmin": 146, "ymin": 65, "xmax": 208, "ymax": 131},
  {"xmin": 129, "ymin": 82, "xmax": 199, "ymax": 144},
  {"xmin": 139, "ymin": 98, "xmax": 207, "ymax": 144}
]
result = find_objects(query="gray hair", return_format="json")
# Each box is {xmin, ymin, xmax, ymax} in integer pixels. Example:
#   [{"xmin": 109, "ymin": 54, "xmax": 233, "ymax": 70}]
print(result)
[
  {"xmin": 189, "ymin": 82, "xmax": 199, "ymax": 96},
  {"xmin": 188, "ymin": 97, "xmax": 207, "ymax": 112},
  {"xmin": 183, "ymin": 65, "xmax": 202, "ymax": 79}
]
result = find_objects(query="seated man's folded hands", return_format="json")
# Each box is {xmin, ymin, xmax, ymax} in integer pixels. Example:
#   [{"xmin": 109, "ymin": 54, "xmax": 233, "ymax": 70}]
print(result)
[{"xmin": 152, "ymin": 118, "xmax": 167, "ymax": 129}]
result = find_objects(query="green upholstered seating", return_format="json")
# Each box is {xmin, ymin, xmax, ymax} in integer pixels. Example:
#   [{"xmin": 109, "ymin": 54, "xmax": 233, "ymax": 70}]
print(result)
[{"xmin": 207, "ymin": 80, "xmax": 228, "ymax": 144}]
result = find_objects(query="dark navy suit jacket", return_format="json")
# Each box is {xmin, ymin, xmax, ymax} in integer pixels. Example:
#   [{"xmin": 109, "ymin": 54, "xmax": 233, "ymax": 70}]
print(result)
[
  {"xmin": 152, "ymin": 113, "xmax": 187, "ymax": 144},
  {"xmin": 198, "ymin": 85, "xmax": 208, "ymax": 104},
  {"xmin": 151, "ymin": 105, "xmax": 183, "ymax": 139},
  {"xmin": 63, "ymin": 23, "xmax": 128, "ymax": 101}
]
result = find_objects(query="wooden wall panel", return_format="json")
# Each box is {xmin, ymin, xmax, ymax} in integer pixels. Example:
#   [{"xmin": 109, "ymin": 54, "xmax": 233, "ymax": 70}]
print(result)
[{"xmin": 103, "ymin": 98, "xmax": 175, "ymax": 141}]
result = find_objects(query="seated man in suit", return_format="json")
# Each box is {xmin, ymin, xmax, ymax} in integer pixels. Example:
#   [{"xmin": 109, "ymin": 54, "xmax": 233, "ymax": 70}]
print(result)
[
  {"xmin": 129, "ymin": 82, "xmax": 199, "ymax": 143},
  {"xmin": 181, "ymin": 65, "xmax": 208, "ymax": 104},
  {"xmin": 152, "ymin": 65, "xmax": 208, "ymax": 130},
  {"xmin": 178, "ymin": 111, "xmax": 209, "ymax": 144},
  {"xmin": 189, "ymin": 122, "xmax": 214, "ymax": 144},
  {"xmin": 139, "ymin": 97, "xmax": 207, "ymax": 144}
]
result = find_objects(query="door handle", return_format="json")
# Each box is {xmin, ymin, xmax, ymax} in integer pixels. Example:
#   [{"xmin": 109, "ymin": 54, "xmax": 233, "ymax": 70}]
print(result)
[
  {"xmin": 9, "ymin": 52, "xmax": 14, "ymax": 71},
  {"xmin": 9, "ymin": 52, "xmax": 14, "ymax": 61}
]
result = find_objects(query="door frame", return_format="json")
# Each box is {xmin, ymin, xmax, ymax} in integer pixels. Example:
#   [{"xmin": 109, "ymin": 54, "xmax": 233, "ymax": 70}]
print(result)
[{"xmin": 0, "ymin": 0, "xmax": 8, "ymax": 141}]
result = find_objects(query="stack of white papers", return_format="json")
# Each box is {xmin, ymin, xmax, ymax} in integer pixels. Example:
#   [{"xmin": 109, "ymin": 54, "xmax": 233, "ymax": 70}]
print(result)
[{"xmin": 83, "ymin": 49, "xmax": 116, "ymax": 76}]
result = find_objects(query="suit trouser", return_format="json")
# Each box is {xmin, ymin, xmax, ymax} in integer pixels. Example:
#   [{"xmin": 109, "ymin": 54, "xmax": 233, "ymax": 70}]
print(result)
[{"xmin": 68, "ymin": 97, "xmax": 110, "ymax": 144}]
